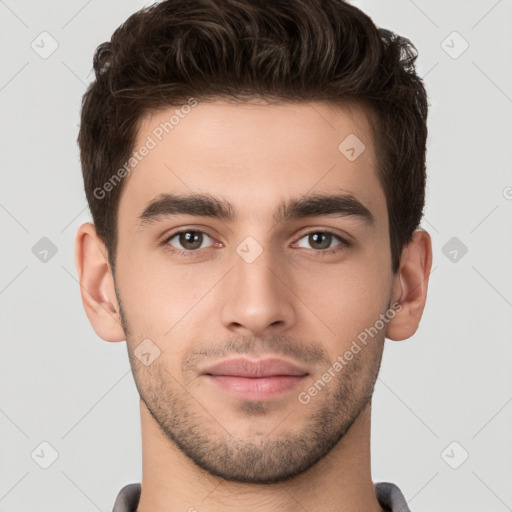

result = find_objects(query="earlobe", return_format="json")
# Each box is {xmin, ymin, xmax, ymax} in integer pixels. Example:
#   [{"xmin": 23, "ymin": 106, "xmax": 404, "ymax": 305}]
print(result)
[
  {"xmin": 386, "ymin": 229, "xmax": 433, "ymax": 341},
  {"xmin": 74, "ymin": 222, "xmax": 126, "ymax": 342}
]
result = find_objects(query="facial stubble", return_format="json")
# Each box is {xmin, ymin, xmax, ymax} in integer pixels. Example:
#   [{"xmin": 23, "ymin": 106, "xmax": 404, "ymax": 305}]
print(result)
[{"xmin": 115, "ymin": 283, "xmax": 387, "ymax": 484}]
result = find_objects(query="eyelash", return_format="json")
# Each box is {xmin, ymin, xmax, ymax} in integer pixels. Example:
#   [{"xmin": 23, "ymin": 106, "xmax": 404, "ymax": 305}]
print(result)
[{"xmin": 161, "ymin": 229, "xmax": 350, "ymax": 258}]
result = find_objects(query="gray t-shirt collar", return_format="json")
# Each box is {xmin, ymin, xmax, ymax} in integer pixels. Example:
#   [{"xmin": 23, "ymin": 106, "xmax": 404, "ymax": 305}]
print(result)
[{"xmin": 111, "ymin": 481, "xmax": 412, "ymax": 512}]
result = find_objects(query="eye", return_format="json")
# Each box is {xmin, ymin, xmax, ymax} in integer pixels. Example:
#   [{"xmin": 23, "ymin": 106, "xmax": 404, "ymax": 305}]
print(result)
[
  {"xmin": 163, "ymin": 229, "xmax": 216, "ymax": 255},
  {"xmin": 293, "ymin": 230, "xmax": 349, "ymax": 254},
  {"xmin": 161, "ymin": 228, "xmax": 349, "ymax": 258}
]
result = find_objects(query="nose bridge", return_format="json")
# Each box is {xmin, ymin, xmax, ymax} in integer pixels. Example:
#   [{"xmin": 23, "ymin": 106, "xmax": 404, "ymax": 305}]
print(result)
[{"xmin": 220, "ymin": 234, "xmax": 296, "ymax": 335}]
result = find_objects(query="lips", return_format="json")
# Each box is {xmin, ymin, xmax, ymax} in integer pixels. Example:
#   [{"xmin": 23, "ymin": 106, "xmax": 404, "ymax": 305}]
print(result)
[
  {"xmin": 201, "ymin": 357, "xmax": 309, "ymax": 400},
  {"xmin": 201, "ymin": 357, "xmax": 308, "ymax": 378}
]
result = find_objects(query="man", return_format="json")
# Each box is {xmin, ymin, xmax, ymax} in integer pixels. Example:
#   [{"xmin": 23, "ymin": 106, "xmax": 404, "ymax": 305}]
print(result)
[{"xmin": 74, "ymin": 0, "xmax": 432, "ymax": 510}]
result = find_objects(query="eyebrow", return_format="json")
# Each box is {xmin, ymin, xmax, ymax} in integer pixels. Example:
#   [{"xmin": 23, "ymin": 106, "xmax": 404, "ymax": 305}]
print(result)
[{"xmin": 138, "ymin": 191, "xmax": 375, "ymax": 227}]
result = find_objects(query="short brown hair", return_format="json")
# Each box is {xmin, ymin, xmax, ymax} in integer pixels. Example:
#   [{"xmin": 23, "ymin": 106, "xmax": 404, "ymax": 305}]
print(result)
[{"xmin": 78, "ymin": 0, "xmax": 428, "ymax": 274}]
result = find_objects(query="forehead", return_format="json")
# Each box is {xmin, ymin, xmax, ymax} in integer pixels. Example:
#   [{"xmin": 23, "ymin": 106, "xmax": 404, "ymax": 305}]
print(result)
[{"xmin": 118, "ymin": 99, "xmax": 386, "ymax": 229}]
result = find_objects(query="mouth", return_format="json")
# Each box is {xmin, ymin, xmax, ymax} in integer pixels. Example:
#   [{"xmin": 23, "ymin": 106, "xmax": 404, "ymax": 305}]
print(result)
[{"xmin": 201, "ymin": 357, "xmax": 309, "ymax": 400}]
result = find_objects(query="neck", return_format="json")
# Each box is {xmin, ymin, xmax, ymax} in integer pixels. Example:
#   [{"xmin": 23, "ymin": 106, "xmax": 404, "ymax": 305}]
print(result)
[{"xmin": 136, "ymin": 401, "xmax": 384, "ymax": 512}]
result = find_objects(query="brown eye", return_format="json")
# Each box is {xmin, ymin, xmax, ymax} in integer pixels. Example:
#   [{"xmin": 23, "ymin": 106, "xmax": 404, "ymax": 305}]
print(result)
[
  {"xmin": 165, "ymin": 230, "xmax": 214, "ymax": 252},
  {"xmin": 308, "ymin": 232, "xmax": 333, "ymax": 250},
  {"xmin": 295, "ymin": 231, "xmax": 346, "ymax": 252}
]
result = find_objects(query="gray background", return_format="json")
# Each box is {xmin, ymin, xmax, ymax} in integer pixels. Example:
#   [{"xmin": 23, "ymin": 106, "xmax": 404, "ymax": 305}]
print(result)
[{"xmin": 1, "ymin": 0, "xmax": 511, "ymax": 510}]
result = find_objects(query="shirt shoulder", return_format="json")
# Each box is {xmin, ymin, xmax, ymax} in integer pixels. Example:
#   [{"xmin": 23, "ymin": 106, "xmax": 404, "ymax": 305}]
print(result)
[
  {"xmin": 111, "ymin": 483, "xmax": 141, "ymax": 512},
  {"xmin": 111, "ymin": 481, "xmax": 410, "ymax": 512},
  {"xmin": 375, "ymin": 481, "xmax": 412, "ymax": 512}
]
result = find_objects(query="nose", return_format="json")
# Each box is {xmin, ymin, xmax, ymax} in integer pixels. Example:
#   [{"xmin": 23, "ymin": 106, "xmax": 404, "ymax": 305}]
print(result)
[{"xmin": 220, "ymin": 241, "xmax": 297, "ymax": 337}]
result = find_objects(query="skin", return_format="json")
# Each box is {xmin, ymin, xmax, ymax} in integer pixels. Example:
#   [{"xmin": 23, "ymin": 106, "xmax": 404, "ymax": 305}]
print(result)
[{"xmin": 75, "ymin": 99, "xmax": 432, "ymax": 512}]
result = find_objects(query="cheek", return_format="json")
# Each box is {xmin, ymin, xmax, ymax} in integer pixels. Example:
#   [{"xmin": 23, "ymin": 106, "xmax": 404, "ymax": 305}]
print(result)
[
  {"xmin": 115, "ymin": 249, "xmax": 217, "ymax": 350},
  {"xmin": 293, "ymin": 256, "xmax": 392, "ymax": 352}
]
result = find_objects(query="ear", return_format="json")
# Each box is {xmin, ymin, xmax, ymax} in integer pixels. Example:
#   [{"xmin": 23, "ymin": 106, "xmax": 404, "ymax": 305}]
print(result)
[
  {"xmin": 74, "ymin": 222, "xmax": 126, "ymax": 342},
  {"xmin": 386, "ymin": 229, "xmax": 433, "ymax": 341}
]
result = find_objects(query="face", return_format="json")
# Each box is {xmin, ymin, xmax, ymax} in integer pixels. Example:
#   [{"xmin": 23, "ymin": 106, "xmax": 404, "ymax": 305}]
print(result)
[{"xmin": 114, "ymin": 99, "xmax": 396, "ymax": 483}]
